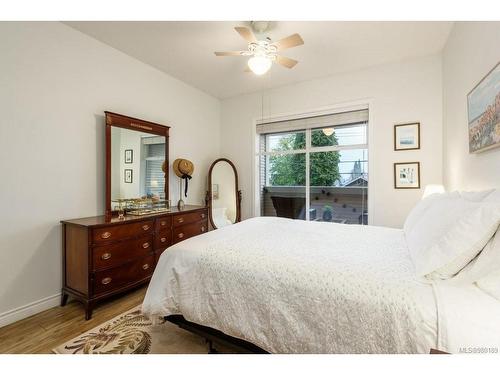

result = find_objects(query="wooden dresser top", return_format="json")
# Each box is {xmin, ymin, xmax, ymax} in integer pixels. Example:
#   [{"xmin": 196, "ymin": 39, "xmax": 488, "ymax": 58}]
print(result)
[{"xmin": 61, "ymin": 205, "xmax": 207, "ymax": 228}]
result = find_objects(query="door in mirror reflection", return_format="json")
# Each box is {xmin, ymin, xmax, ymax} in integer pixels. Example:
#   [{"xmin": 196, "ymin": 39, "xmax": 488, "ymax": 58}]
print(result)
[
  {"xmin": 208, "ymin": 159, "xmax": 241, "ymax": 229},
  {"xmin": 111, "ymin": 127, "xmax": 166, "ymax": 205}
]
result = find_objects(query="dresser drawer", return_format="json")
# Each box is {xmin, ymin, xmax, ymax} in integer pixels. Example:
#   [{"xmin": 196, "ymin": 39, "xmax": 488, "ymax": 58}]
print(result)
[
  {"xmin": 92, "ymin": 220, "xmax": 153, "ymax": 244},
  {"xmin": 155, "ymin": 229, "xmax": 171, "ymax": 249},
  {"xmin": 173, "ymin": 220, "xmax": 208, "ymax": 244},
  {"xmin": 155, "ymin": 216, "xmax": 172, "ymax": 231},
  {"xmin": 93, "ymin": 255, "xmax": 154, "ymax": 295},
  {"xmin": 92, "ymin": 235, "xmax": 153, "ymax": 270},
  {"xmin": 173, "ymin": 210, "xmax": 207, "ymax": 227}
]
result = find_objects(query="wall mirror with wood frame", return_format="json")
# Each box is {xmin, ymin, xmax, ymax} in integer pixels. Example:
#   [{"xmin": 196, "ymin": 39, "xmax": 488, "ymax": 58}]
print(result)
[
  {"xmin": 105, "ymin": 112, "xmax": 170, "ymax": 217},
  {"xmin": 207, "ymin": 158, "xmax": 242, "ymax": 229}
]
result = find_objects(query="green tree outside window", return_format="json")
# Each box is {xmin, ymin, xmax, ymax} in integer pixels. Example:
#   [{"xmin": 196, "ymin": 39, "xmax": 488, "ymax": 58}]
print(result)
[{"xmin": 269, "ymin": 132, "xmax": 341, "ymax": 186}]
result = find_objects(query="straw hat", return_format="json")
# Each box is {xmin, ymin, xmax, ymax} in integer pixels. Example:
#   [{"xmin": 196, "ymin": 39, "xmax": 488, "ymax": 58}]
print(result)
[{"xmin": 173, "ymin": 158, "xmax": 194, "ymax": 178}]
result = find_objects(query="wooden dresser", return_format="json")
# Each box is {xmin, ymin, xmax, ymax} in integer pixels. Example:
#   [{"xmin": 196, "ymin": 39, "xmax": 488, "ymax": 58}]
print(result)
[{"xmin": 61, "ymin": 205, "xmax": 208, "ymax": 319}]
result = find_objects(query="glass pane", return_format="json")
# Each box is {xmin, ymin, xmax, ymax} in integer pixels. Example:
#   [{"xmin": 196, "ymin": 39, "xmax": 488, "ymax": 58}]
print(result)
[
  {"xmin": 111, "ymin": 127, "xmax": 165, "ymax": 204},
  {"xmin": 309, "ymin": 149, "xmax": 368, "ymax": 224},
  {"xmin": 311, "ymin": 122, "xmax": 367, "ymax": 147},
  {"xmin": 260, "ymin": 153, "xmax": 306, "ymax": 220},
  {"xmin": 265, "ymin": 131, "xmax": 306, "ymax": 152}
]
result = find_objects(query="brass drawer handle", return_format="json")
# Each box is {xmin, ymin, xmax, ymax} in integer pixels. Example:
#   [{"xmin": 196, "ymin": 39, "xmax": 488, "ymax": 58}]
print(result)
[
  {"xmin": 142, "ymin": 242, "xmax": 150, "ymax": 249},
  {"xmin": 201, "ymin": 213, "xmax": 205, "ymax": 219},
  {"xmin": 160, "ymin": 237, "xmax": 167, "ymax": 243},
  {"xmin": 142, "ymin": 224, "xmax": 150, "ymax": 231},
  {"xmin": 201, "ymin": 226, "xmax": 205, "ymax": 232},
  {"xmin": 101, "ymin": 231, "xmax": 111, "ymax": 239},
  {"xmin": 142, "ymin": 264, "xmax": 149, "ymax": 270},
  {"xmin": 101, "ymin": 277, "xmax": 112, "ymax": 285},
  {"xmin": 101, "ymin": 252, "xmax": 111, "ymax": 260},
  {"xmin": 178, "ymin": 232, "xmax": 184, "ymax": 239},
  {"xmin": 160, "ymin": 220, "xmax": 167, "ymax": 226},
  {"xmin": 177, "ymin": 217, "xmax": 184, "ymax": 223}
]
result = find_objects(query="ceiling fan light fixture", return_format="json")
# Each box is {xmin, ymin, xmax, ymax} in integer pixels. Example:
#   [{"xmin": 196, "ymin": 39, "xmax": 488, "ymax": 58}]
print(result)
[
  {"xmin": 322, "ymin": 128, "xmax": 335, "ymax": 136},
  {"xmin": 247, "ymin": 55, "xmax": 272, "ymax": 75}
]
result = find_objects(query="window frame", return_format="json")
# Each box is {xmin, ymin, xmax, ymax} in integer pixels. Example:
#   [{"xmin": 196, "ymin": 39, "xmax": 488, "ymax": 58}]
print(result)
[{"xmin": 257, "ymin": 120, "xmax": 368, "ymax": 222}]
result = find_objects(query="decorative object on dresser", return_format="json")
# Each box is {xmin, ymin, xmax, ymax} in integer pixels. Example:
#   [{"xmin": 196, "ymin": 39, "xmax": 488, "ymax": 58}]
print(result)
[
  {"xmin": 206, "ymin": 158, "xmax": 242, "ymax": 229},
  {"xmin": 61, "ymin": 112, "xmax": 209, "ymax": 319},
  {"xmin": 394, "ymin": 122, "xmax": 420, "ymax": 151},
  {"xmin": 173, "ymin": 158, "xmax": 194, "ymax": 210}
]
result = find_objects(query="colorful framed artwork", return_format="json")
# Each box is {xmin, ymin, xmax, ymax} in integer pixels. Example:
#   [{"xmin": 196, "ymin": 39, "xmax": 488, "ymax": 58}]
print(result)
[
  {"xmin": 124, "ymin": 149, "xmax": 133, "ymax": 163},
  {"xmin": 124, "ymin": 169, "xmax": 133, "ymax": 183},
  {"xmin": 394, "ymin": 162, "xmax": 420, "ymax": 189},
  {"xmin": 394, "ymin": 122, "xmax": 420, "ymax": 151},
  {"xmin": 467, "ymin": 61, "xmax": 500, "ymax": 153}
]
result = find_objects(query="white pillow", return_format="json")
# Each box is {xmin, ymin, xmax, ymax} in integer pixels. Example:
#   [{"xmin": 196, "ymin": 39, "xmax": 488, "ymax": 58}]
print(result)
[
  {"xmin": 403, "ymin": 192, "xmax": 456, "ymax": 234},
  {"xmin": 477, "ymin": 269, "xmax": 500, "ymax": 301},
  {"xmin": 452, "ymin": 226, "xmax": 500, "ymax": 284},
  {"xmin": 406, "ymin": 190, "xmax": 500, "ymax": 280}
]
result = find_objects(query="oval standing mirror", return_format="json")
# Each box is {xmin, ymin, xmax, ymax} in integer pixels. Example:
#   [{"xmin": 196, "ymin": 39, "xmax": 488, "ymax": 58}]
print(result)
[{"xmin": 208, "ymin": 158, "xmax": 241, "ymax": 229}]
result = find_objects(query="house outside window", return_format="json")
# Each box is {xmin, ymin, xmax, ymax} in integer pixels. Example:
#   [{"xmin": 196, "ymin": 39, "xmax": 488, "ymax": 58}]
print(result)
[{"xmin": 257, "ymin": 108, "xmax": 368, "ymax": 224}]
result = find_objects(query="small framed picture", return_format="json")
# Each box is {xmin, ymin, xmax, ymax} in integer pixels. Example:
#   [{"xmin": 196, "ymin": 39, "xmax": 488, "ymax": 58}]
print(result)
[
  {"xmin": 394, "ymin": 162, "xmax": 420, "ymax": 189},
  {"xmin": 124, "ymin": 169, "xmax": 133, "ymax": 183},
  {"xmin": 124, "ymin": 149, "xmax": 133, "ymax": 164},
  {"xmin": 212, "ymin": 184, "xmax": 219, "ymax": 200},
  {"xmin": 394, "ymin": 122, "xmax": 420, "ymax": 151}
]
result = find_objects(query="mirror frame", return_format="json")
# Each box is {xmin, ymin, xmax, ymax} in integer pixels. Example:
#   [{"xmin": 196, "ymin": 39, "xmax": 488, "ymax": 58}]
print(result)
[
  {"xmin": 105, "ymin": 111, "xmax": 170, "ymax": 217},
  {"xmin": 207, "ymin": 158, "xmax": 242, "ymax": 229}
]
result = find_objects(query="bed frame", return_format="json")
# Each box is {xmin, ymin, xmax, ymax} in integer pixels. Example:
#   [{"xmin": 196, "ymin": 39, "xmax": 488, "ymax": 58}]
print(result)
[{"xmin": 165, "ymin": 315, "xmax": 269, "ymax": 354}]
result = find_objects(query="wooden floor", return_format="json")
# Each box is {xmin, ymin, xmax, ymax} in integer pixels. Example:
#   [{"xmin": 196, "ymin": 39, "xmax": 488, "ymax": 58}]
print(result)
[{"xmin": 0, "ymin": 286, "xmax": 147, "ymax": 354}]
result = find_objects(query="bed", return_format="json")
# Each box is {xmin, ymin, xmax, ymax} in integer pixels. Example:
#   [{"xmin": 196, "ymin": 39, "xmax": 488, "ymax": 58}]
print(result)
[
  {"xmin": 142, "ymin": 187, "xmax": 500, "ymax": 354},
  {"xmin": 142, "ymin": 217, "xmax": 441, "ymax": 353}
]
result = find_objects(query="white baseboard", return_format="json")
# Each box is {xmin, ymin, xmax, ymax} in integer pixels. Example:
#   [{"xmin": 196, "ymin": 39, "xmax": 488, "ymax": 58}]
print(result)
[{"xmin": 0, "ymin": 293, "xmax": 61, "ymax": 328}]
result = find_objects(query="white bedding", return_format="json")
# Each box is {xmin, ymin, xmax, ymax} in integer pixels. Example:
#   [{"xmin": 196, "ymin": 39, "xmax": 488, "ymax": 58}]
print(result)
[
  {"xmin": 434, "ymin": 282, "xmax": 500, "ymax": 354},
  {"xmin": 142, "ymin": 217, "xmax": 438, "ymax": 353}
]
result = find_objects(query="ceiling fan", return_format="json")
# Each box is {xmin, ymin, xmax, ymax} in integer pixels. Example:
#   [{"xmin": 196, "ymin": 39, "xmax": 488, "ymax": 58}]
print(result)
[{"xmin": 214, "ymin": 22, "xmax": 304, "ymax": 75}]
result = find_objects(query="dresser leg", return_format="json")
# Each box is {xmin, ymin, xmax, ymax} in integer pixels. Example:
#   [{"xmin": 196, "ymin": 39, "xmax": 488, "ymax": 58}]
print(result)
[
  {"xmin": 85, "ymin": 302, "xmax": 94, "ymax": 320},
  {"xmin": 60, "ymin": 292, "xmax": 69, "ymax": 307}
]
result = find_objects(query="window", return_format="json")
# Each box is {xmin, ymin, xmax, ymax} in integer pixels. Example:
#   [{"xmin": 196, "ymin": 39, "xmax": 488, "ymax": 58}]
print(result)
[{"xmin": 257, "ymin": 109, "xmax": 368, "ymax": 224}]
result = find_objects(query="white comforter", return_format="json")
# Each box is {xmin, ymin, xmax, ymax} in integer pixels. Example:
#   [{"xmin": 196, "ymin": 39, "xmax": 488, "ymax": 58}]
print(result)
[{"xmin": 142, "ymin": 217, "xmax": 437, "ymax": 353}]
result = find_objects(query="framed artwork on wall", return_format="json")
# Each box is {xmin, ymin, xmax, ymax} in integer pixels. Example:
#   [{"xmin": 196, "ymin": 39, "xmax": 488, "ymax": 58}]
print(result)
[
  {"xmin": 467, "ymin": 61, "xmax": 500, "ymax": 153},
  {"xmin": 212, "ymin": 183, "xmax": 219, "ymax": 200},
  {"xmin": 124, "ymin": 149, "xmax": 133, "ymax": 163},
  {"xmin": 394, "ymin": 162, "xmax": 420, "ymax": 189},
  {"xmin": 124, "ymin": 169, "xmax": 133, "ymax": 183},
  {"xmin": 394, "ymin": 122, "xmax": 420, "ymax": 151}
]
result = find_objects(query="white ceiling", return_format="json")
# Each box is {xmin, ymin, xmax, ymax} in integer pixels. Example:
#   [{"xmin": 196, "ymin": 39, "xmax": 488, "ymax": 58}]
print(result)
[{"xmin": 65, "ymin": 21, "xmax": 453, "ymax": 99}]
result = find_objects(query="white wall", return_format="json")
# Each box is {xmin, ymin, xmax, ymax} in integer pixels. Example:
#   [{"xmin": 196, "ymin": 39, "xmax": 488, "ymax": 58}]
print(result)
[
  {"xmin": 443, "ymin": 22, "xmax": 500, "ymax": 192},
  {"xmin": 221, "ymin": 55, "xmax": 443, "ymax": 228},
  {"xmin": 0, "ymin": 22, "xmax": 220, "ymax": 325}
]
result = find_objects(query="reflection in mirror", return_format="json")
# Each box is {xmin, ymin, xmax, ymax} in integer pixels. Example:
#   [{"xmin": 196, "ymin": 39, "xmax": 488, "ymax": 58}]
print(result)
[
  {"xmin": 111, "ymin": 127, "xmax": 166, "ymax": 210},
  {"xmin": 208, "ymin": 159, "xmax": 240, "ymax": 229}
]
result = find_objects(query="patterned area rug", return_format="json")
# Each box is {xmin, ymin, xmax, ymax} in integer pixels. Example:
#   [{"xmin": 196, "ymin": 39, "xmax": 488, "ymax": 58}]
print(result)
[{"xmin": 53, "ymin": 306, "xmax": 209, "ymax": 354}]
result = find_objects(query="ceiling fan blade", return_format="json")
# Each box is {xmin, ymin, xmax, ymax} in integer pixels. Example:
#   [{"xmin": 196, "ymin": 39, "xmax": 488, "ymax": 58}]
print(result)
[
  {"xmin": 234, "ymin": 26, "xmax": 257, "ymax": 43},
  {"xmin": 214, "ymin": 51, "xmax": 246, "ymax": 56},
  {"xmin": 276, "ymin": 55, "xmax": 298, "ymax": 69},
  {"xmin": 272, "ymin": 33, "xmax": 304, "ymax": 51}
]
